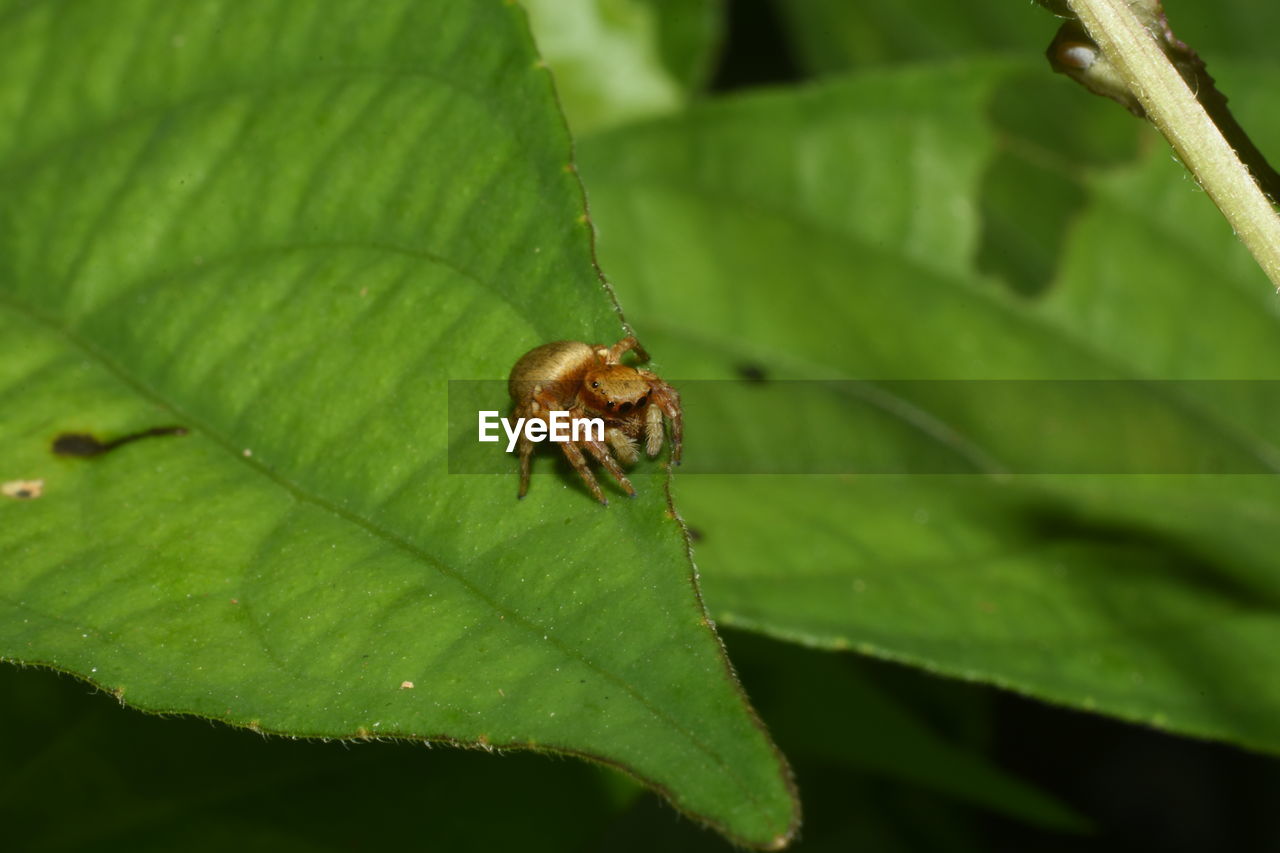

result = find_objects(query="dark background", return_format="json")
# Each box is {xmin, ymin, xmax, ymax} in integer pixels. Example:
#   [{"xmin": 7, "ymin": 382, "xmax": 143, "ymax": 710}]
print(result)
[{"xmin": 8, "ymin": 628, "xmax": 1280, "ymax": 852}]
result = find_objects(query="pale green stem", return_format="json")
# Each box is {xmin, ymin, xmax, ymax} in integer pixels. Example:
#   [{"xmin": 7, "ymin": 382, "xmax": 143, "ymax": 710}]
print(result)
[{"xmin": 1065, "ymin": 0, "xmax": 1280, "ymax": 290}]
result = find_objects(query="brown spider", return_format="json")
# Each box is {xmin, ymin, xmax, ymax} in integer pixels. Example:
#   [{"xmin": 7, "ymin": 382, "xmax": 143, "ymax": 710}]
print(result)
[{"xmin": 507, "ymin": 336, "xmax": 682, "ymax": 504}]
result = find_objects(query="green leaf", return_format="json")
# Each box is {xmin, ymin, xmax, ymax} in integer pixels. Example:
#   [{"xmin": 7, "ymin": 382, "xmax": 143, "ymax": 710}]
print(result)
[
  {"xmin": 0, "ymin": 1, "xmax": 795, "ymax": 846},
  {"xmin": 576, "ymin": 60, "xmax": 1280, "ymax": 752},
  {"xmin": 523, "ymin": 0, "xmax": 722, "ymax": 133}
]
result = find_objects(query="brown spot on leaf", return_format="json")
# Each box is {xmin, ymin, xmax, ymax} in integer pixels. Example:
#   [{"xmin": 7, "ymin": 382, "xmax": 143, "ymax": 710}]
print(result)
[{"xmin": 53, "ymin": 425, "xmax": 188, "ymax": 458}]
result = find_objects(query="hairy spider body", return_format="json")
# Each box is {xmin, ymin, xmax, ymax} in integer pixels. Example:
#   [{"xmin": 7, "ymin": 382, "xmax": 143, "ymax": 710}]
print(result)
[{"xmin": 508, "ymin": 336, "xmax": 683, "ymax": 504}]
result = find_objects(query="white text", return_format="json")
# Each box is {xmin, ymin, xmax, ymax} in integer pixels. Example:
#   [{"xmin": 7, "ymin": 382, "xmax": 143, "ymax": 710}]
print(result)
[{"xmin": 478, "ymin": 410, "xmax": 604, "ymax": 452}]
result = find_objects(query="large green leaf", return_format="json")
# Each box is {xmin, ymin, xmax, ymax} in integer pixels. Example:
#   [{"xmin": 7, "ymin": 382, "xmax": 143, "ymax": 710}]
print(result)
[
  {"xmin": 0, "ymin": 1, "xmax": 796, "ymax": 845},
  {"xmin": 576, "ymin": 60, "xmax": 1280, "ymax": 751}
]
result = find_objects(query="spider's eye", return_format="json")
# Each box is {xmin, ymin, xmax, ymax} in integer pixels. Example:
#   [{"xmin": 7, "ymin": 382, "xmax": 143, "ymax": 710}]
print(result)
[
  {"xmin": 606, "ymin": 401, "xmax": 614, "ymax": 409},
  {"xmin": 591, "ymin": 381, "xmax": 599, "ymax": 389}
]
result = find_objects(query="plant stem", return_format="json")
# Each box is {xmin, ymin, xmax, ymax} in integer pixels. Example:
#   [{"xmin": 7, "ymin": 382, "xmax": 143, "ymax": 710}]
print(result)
[{"xmin": 1064, "ymin": 0, "xmax": 1280, "ymax": 290}]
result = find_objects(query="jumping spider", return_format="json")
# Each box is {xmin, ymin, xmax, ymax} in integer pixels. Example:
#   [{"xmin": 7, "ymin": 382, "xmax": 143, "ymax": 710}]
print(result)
[{"xmin": 507, "ymin": 336, "xmax": 682, "ymax": 504}]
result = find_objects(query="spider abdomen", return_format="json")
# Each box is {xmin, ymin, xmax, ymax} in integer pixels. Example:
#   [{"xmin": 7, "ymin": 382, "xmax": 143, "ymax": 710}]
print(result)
[{"xmin": 507, "ymin": 340, "xmax": 595, "ymax": 404}]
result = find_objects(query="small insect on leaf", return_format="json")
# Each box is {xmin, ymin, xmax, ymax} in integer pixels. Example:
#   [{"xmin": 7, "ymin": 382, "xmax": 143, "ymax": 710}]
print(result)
[{"xmin": 506, "ymin": 336, "xmax": 683, "ymax": 504}]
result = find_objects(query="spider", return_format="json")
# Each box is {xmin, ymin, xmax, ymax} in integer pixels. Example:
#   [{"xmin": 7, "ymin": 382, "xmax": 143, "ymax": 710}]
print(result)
[{"xmin": 507, "ymin": 336, "xmax": 682, "ymax": 504}]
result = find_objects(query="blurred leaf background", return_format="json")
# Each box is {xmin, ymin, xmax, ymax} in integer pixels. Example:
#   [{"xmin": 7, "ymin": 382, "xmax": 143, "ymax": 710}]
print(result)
[{"xmin": 6, "ymin": 0, "xmax": 1280, "ymax": 849}]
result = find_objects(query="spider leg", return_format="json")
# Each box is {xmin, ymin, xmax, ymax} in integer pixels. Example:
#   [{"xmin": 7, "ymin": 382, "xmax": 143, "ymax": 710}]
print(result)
[
  {"xmin": 598, "ymin": 335, "xmax": 648, "ymax": 365},
  {"xmin": 568, "ymin": 405, "xmax": 634, "ymax": 497},
  {"xmin": 511, "ymin": 400, "xmax": 536, "ymax": 498},
  {"xmin": 605, "ymin": 427, "xmax": 640, "ymax": 465},
  {"xmin": 643, "ymin": 402, "xmax": 664, "ymax": 458},
  {"xmin": 640, "ymin": 373, "xmax": 683, "ymax": 464},
  {"xmin": 558, "ymin": 440, "xmax": 609, "ymax": 504},
  {"xmin": 516, "ymin": 390, "xmax": 587, "ymax": 499},
  {"xmin": 517, "ymin": 432, "xmax": 533, "ymax": 498},
  {"xmin": 581, "ymin": 438, "xmax": 636, "ymax": 497},
  {"xmin": 667, "ymin": 397, "xmax": 684, "ymax": 464}
]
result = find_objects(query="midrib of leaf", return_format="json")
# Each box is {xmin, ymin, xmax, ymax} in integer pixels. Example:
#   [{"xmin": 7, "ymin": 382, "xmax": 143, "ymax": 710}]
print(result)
[
  {"xmin": 0, "ymin": 287, "xmax": 769, "ymax": 808},
  {"xmin": 602, "ymin": 174, "xmax": 1280, "ymax": 471},
  {"xmin": 71, "ymin": 242, "xmax": 522, "ymax": 343}
]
